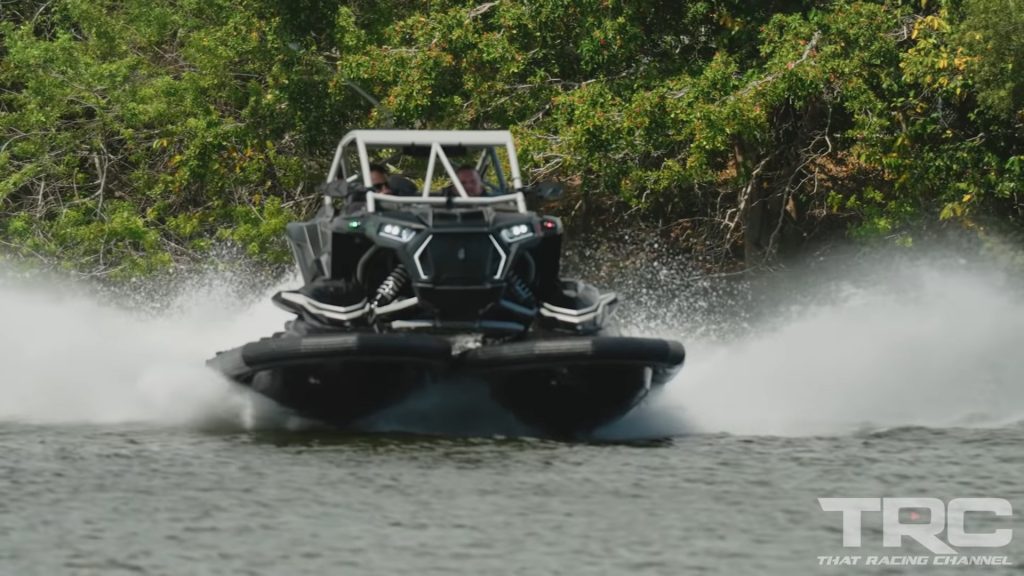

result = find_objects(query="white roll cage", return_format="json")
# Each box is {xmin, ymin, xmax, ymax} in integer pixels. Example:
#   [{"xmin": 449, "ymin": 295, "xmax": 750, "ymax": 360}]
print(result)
[{"xmin": 325, "ymin": 130, "xmax": 527, "ymax": 213}]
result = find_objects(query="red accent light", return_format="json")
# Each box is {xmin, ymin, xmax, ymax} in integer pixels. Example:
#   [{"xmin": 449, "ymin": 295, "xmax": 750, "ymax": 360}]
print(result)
[{"xmin": 542, "ymin": 220, "xmax": 556, "ymax": 229}]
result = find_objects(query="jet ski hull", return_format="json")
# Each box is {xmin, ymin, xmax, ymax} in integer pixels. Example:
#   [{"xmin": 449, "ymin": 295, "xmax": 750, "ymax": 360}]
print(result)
[
  {"xmin": 208, "ymin": 333, "xmax": 451, "ymax": 427},
  {"xmin": 207, "ymin": 333, "xmax": 684, "ymax": 437},
  {"xmin": 461, "ymin": 337, "xmax": 684, "ymax": 436}
]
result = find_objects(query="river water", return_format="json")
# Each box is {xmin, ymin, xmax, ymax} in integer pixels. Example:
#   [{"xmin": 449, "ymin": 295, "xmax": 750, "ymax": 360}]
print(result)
[{"xmin": 1, "ymin": 257, "xmax": 1023, "ymax": 575}]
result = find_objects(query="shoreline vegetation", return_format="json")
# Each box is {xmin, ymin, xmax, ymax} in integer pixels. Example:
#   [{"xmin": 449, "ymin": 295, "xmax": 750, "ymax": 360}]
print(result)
[{"xmin": 1, "ymin": 0, "xmax": 1022, "ymax": 280}]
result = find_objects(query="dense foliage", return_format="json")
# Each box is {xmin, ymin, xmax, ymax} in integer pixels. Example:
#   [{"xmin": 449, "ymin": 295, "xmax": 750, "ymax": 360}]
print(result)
[{"xmin": 1, "ymin": 0, "xmax": 1022, "ymax": 276}]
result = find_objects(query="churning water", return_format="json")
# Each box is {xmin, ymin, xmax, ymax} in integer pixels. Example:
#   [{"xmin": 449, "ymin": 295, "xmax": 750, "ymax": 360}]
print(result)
[
  {"xmin": 1, "ymin": 254, "xmax": 1023, "ymax": 575},
  {"xmin": 2, "ymin": 257, "xmax": 1022, "ymax": 437}
]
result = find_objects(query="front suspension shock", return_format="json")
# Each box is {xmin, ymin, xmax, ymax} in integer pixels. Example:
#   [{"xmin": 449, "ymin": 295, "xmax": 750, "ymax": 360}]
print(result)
[{"xmin": 372, "ymin": 265, "xmax": 409, "ymax": 308}]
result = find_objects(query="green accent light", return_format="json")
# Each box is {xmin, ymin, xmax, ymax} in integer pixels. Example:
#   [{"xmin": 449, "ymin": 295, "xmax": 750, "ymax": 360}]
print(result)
[{"xmin": 347, "ymin": 220, "xmax": 361, "ymax": 229}]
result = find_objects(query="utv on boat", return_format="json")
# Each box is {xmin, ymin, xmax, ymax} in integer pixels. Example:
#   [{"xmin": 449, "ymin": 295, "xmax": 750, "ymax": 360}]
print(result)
[{"xmin": 207, "ymin": 130, "xmax": 685, "ymax": 437}]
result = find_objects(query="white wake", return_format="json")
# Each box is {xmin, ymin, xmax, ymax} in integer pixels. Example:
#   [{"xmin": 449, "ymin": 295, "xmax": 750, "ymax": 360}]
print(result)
[
  {"xmin": 2, "ymin": 259, "xmax": 1022, "ymax": 438},
  {"xmin": 0, "ymin": 270, "xmax": 291, "ymax": 426},
  {"xmin": 603, "ymin": 262, "xmax": 1024, "ymax": 438}
]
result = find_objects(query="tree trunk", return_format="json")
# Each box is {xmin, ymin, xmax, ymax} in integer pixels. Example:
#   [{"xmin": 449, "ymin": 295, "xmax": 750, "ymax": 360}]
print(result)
[{"xmin": 734, "ymin": 137, "xmax": 770, "ymax": 264}]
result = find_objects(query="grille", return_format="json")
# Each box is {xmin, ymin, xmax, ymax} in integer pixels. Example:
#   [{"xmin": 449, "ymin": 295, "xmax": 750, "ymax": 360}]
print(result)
[{"xmin": 417, "ymin": 233, "xmax": 503, "ymax": 284}]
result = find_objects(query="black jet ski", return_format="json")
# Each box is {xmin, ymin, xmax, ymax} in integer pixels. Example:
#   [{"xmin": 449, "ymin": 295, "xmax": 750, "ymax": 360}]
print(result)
[{"xmin": 207, "ymin": 130, "xmax": 685, "ymax": 437}]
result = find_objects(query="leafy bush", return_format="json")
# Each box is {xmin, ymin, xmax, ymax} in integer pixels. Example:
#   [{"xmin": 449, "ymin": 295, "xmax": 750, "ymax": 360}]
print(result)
[{"xmin": 2, "ymin": 0, "xmax": 1022, "ymax": 276}]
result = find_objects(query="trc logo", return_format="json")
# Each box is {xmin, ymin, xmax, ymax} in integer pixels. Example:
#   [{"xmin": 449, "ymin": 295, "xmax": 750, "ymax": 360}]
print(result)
[{"xmin": 818, "ymin": 498, "xmax": 1013, "ymax": 555}]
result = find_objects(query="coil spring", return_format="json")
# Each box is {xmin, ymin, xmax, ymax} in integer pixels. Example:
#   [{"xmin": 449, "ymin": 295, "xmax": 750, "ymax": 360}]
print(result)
[
  {"xmin": 507, "ymin": 271, "xmax": 536, "ymax": 308},
  {"xmin": 373, "ymin": 265, "xmax": 409, "ymax": 307}
]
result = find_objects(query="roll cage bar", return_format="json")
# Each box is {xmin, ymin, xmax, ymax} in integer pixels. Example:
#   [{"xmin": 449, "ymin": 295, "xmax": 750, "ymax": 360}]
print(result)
[{"xmin": 324, "ymin": 130, "xmax": 527, "ymax": 213}]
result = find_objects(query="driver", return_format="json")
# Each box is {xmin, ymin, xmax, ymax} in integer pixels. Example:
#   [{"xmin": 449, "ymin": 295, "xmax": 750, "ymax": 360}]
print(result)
[
  {"xmin": 455, "ymin": 165, "xmax": 485, "ymax": 197},
  {"xmin": 369, "ymin": 163, "xmax": 392, "ymax": 194}
]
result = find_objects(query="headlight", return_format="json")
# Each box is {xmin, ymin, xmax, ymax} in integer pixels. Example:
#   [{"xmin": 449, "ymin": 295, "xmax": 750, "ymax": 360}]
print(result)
[
  {"xmin": 500, "ymin": 223, "xmax": 534, "ymax": 243},
  {"xmin": 380, "ymin": 223, "xmax": 417, "ymax": 242}
]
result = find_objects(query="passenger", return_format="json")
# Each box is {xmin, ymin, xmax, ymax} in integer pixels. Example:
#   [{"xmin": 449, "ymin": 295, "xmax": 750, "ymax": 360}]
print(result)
[
  {"xmin": 455, "ymin": 164, "xmax": 485, "ymax": 197},
  {"xmin": 369, "ymin": 163, "xmax": 392, "ymax": 194}
]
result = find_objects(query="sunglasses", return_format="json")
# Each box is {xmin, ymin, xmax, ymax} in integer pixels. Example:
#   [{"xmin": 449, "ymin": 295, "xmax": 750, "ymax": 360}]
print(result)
[{"xmin": 372, "ymin": 183, "xmax": 388, "ymax": 191}]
